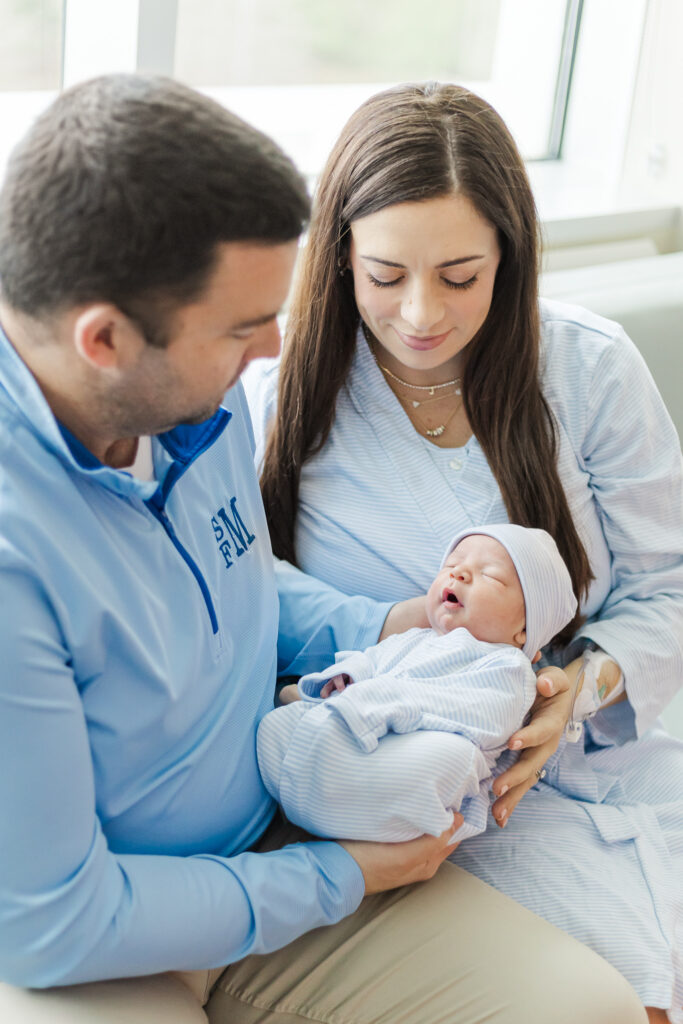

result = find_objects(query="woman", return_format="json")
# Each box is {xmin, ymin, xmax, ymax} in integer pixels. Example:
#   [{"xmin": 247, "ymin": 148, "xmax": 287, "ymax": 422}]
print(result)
[{"xmin": 252, "ymin": 83, "xmax": 683, "ymax": 1022}]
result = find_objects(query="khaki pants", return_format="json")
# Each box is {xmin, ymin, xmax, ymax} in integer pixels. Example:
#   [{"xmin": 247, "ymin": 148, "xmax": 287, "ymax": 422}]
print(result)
[{"xmin": 0, "ymin": 819, "xmax": 646, "ymax": 1024}]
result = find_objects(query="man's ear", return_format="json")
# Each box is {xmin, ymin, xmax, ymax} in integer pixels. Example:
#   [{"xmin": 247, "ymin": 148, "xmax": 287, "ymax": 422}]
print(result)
[{"xmin": 72, "ymin": 305, "xmax": 142, "ymax": 370}]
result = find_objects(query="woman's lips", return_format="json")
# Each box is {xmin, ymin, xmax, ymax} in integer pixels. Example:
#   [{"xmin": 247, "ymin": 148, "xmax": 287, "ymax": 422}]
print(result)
[{"xmin": 395, "ymin": 328, "xmax": 451, "ymax": 351}]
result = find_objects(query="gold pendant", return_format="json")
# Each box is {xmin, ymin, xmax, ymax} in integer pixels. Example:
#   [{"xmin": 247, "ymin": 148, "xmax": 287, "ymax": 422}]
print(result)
[{"xmin": 425, "ymin": 425, "xmax": 445, "ymax": 437}]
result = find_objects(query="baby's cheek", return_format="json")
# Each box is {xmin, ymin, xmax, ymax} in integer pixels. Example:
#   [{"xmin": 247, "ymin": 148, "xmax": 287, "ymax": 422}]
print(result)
[{"xmin": 425, "ymin": 589, "xmax": 441, "ymax": 631}]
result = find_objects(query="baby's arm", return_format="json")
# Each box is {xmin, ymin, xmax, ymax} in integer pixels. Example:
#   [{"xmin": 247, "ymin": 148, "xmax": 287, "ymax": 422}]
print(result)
[
  {"xmin": 299, "ymin": 629, "xmax": 424, "ymax": 701},
  {"xmin": 320, "ymin": 673, "xmax": 352, "ymax": 698}
]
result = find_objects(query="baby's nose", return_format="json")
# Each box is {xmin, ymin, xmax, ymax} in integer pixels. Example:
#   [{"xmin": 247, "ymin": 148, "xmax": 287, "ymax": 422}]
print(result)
[{"xmin": 450, "ymin": 567, "xmax": 471, "ymax": 582}]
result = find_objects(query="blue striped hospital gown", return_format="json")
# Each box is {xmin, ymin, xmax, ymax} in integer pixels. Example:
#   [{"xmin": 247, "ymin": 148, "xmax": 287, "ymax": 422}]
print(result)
[
  {"xmin": 245, "ymin": 298, "xmax": 683, "ymax": 1018},
  {"xmin": 257, "ymin": 627, "xmax": 538, "ymax": 842}
]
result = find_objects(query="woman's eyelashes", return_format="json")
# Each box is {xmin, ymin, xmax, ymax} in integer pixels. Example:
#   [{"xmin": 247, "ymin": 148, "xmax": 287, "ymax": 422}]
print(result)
[
  {"xmin": 366, "ymin": 273, "xmax": 479, "ymax": 291},
  {"xmin": 365, "ymin": 273, "xmax": 402, "ymax": 288},
  {"xmin": 444, "ymin": 275, "xmax": 478, "ymax": 291}
]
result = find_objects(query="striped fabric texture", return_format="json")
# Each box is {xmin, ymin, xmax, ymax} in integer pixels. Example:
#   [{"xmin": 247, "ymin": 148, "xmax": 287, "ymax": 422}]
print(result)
[
  {"xmin": 246, "ymin": 298, "xmax": 683, "ymax": 1017},
  {"xmin": 258, "ymin": 628, "xmax": 538, "ymax": 842}
]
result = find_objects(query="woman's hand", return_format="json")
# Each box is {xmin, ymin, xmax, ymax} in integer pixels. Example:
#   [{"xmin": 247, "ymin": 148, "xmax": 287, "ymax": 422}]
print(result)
[
  {"xmin": 491, "ymin": 663, "xmax": 575, "ymax": 827},
  {"xmin": 379, "ymin": 595, "xmax": 429, "ymax": 641}
]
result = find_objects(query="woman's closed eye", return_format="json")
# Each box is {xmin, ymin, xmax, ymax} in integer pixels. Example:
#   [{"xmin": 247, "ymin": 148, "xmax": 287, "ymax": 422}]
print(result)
[
  {"xmin": 366, "ymin": 272, "xmax": 402, "ymax": 288},
  {"xmin": 365, "ymin": 273, "xmax": 478, "ymax": 290},
  {"xmin": 443, "ymin": 275, "xmax": 478, "ymax": 291}
]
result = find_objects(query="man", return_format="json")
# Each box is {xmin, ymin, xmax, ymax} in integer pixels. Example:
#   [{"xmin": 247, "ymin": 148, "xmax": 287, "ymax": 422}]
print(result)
[{"xmin": 0, "ymin": 75, "xmax": 643, "ymax": 1023}]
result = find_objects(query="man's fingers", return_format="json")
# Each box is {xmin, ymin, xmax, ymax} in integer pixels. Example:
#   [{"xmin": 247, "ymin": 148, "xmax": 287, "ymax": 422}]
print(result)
[
  {"xmin": 443, "ymin": 813, "xmax": 463, "ymax": 847},
  {"xmin": 342, "ymin": 814, "xmax": 463, "ymax": 894},
  {"xmin": 406, "ymin": 817, "xmax": 462, "ymax": 877},
  {"xmin": 278, "ymin": 683, "xmax": 301, "ymax": 705}
]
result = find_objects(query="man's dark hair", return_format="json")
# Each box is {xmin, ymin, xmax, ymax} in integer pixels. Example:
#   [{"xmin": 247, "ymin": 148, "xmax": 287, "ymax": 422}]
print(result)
[{"xmin": 0, "ymin": 74, "xmax": 310, "ymax": 344}]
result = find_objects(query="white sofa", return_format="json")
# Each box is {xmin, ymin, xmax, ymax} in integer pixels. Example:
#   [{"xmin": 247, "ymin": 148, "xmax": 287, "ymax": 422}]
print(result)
[
  {"xmin": 541, "ymin": 252, "xmax": 683, "ymax": 737},
  {"xmin": 541, "ymin": 251, "xmax": 683, "ymax": 442}
]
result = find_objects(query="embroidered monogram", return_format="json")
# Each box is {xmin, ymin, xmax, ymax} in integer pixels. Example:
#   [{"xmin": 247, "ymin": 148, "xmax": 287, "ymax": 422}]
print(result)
[{"xmin": 211, "ymin": 497, "xmax": 255, "ymax": 568}]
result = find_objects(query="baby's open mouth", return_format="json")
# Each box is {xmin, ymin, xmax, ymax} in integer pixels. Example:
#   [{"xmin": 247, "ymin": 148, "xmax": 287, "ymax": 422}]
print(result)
[{"xmin": 442, "ymin": 588, "xmax": 462, "ymax": 607}]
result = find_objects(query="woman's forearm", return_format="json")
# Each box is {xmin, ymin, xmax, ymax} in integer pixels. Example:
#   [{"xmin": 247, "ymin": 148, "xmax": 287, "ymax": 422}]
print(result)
[{"xmin": 566, "ymin": 651, "xmax": 627, "ymax": 716}]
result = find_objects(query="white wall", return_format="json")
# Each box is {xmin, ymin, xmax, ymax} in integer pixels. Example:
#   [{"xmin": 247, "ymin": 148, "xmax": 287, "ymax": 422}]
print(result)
[{"xmin": 619, "ymin": 0, "xmax": 683, "ymax": 240}]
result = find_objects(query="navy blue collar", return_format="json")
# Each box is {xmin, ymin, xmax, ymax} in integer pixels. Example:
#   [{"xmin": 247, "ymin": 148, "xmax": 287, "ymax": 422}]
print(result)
[{"xmin": 58, "ymin": 408, "xmax": 232, "ymax": 471}]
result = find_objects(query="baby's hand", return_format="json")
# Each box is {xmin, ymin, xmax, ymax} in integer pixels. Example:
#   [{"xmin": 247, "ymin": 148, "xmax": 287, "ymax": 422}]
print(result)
[{"xmin": 320, "ymin": 673, "xmax": 351, "ymax": 698}]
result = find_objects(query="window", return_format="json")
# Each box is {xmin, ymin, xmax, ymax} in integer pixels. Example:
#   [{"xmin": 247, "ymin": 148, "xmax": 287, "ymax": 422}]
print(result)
[
  {"xmin": 174, "ymin": 0, "xmax": 575, "ymax": 171},
  {"xmin": 0, "ymin": 0, "xmax": 64, "ymax": 182},
  {"xmin": 0, "ymin": 0, "xmax": 63, "ymax": 91},
  {"xmin": 0, "ymin": 0, "xmax": 654, "ymax": 224}
]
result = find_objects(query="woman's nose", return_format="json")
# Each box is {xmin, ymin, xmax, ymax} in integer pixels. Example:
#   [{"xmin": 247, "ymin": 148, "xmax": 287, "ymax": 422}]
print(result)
[{"xmin": 401, "ymin": 280, "xmax": 443, "ymax": 333}]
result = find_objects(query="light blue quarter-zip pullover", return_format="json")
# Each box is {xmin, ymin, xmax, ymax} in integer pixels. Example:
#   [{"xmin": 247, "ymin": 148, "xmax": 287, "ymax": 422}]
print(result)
[{"xmin": 0, "ymin": 324, "xmax": 390, "ymax": 988}]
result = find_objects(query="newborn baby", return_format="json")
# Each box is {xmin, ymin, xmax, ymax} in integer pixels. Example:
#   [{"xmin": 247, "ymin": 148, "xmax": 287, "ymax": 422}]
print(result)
[{"xmin": 258, "ymin": 524, "xmax": 577, "ymax": 842}]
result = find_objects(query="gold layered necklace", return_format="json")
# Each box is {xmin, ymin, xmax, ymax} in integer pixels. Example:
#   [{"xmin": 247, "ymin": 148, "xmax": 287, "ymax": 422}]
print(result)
[
  {"xmin": 397, "ymin": 392, "xmax": 461, "ymax": 437},
  {"xmin": 362, "ymin": 323, "xmax": 463, "ymax": 439}
]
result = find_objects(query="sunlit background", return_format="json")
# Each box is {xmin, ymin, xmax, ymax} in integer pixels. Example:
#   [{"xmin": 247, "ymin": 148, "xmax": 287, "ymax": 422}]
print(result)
[{"xmin": 1, "ymin": 0, "xmax": 681, "ymax": 734}]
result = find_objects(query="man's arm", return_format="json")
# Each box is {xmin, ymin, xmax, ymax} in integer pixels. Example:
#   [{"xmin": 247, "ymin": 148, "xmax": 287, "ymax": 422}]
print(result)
[
  {"xmin": 275, "ymin": 557, "xmax": 395, "ymax": 677},
  {"xmin": 0, "ymin": 558, "xmax": 366, "ymax": 988},
  {"xmin": 0, "ymin": 556, "xmax": 462, "ymax": 989}
]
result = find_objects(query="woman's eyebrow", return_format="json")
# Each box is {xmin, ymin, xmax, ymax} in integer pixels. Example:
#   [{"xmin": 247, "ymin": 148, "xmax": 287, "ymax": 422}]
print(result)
[{"xmin": 360, "ymin": 254, "xmax": 485, "ymax": 268}]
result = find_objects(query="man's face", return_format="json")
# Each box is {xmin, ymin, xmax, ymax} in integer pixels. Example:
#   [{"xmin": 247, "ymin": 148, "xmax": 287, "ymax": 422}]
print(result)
[
  {"xmin": 111, "ymin": 240, "xmax": 298, "ymax": 435},
  {"xmin": 426, "ymin": 534, "xmax": 526, "ymax": 647}
]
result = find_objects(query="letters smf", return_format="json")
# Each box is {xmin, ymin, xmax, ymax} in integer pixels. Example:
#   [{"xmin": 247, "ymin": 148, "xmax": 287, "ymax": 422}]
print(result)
[{"xmin": 211, "ymin": 497, "xmax": 255, "ymax": 568}]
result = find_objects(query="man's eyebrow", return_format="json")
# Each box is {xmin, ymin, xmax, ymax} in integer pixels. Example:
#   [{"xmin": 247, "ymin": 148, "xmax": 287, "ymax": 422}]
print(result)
[
  {"xmin": 230, "ymin": 311, "xmax": 278, "ymax": 331},
  {"xmin": 359, "ymin": 255, "xmax": 485, "ymax": 269}
]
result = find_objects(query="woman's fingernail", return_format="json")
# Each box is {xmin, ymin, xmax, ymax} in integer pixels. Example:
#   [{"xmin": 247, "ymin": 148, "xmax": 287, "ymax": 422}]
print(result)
[
  {"xmin": 499, "ymin": 784, "xmax": 509, "ymax": 796},
  {"xmin": 511, "ymin": 739, "xmax": 522, "ymax": 750},
  {"xmin": 496, "ymin": 807, "xmax": 508, "ymax": 822}
]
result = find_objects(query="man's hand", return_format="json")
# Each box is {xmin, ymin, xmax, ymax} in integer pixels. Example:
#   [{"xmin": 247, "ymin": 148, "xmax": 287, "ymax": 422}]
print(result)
[
  {"xmin": 339, "ymin": 815, "xmax": 462, "ymax": 895},
  {"xmin": 491, "ymin": 665, "xmax": 573, "ymax": 827},
  {"xmin": 278, "ymin": 683, "xmax": 301, "ymax": 705}
]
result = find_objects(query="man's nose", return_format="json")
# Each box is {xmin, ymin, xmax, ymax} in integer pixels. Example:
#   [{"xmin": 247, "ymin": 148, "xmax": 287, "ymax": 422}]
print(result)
[{"xmin": 250, "ymin": 319, "xmax": 281, "ymax": 363}]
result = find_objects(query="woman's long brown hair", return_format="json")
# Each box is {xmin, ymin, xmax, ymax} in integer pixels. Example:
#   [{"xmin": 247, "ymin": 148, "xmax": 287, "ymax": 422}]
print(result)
[{"xmin": 261, "ymin": 83, "xmax": 592, "ymax": 642}]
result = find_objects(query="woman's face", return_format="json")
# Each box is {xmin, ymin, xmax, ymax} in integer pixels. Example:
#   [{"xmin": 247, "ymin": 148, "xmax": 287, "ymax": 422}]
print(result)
[{"xmin": 348, "ymin": 193, "xmax": 501, "ymax": 380}]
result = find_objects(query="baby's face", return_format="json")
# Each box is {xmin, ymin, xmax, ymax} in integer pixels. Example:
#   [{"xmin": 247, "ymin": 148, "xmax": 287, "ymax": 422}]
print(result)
[{"xmin": 426, "ymin": 535, "xmax": 526, "ymax": 647}]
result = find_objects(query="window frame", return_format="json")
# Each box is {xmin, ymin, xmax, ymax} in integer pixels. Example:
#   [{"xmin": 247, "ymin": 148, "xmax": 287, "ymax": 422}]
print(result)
[{"xmin": 0, "ymin": 0, "xmax": 655, "ymax": 229}]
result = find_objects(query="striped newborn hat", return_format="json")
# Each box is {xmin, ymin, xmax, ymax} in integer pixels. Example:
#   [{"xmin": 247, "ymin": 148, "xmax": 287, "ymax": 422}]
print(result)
[{"xmin": 441, "ymin": 524, "xmax": 577, "ymax": 659}]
